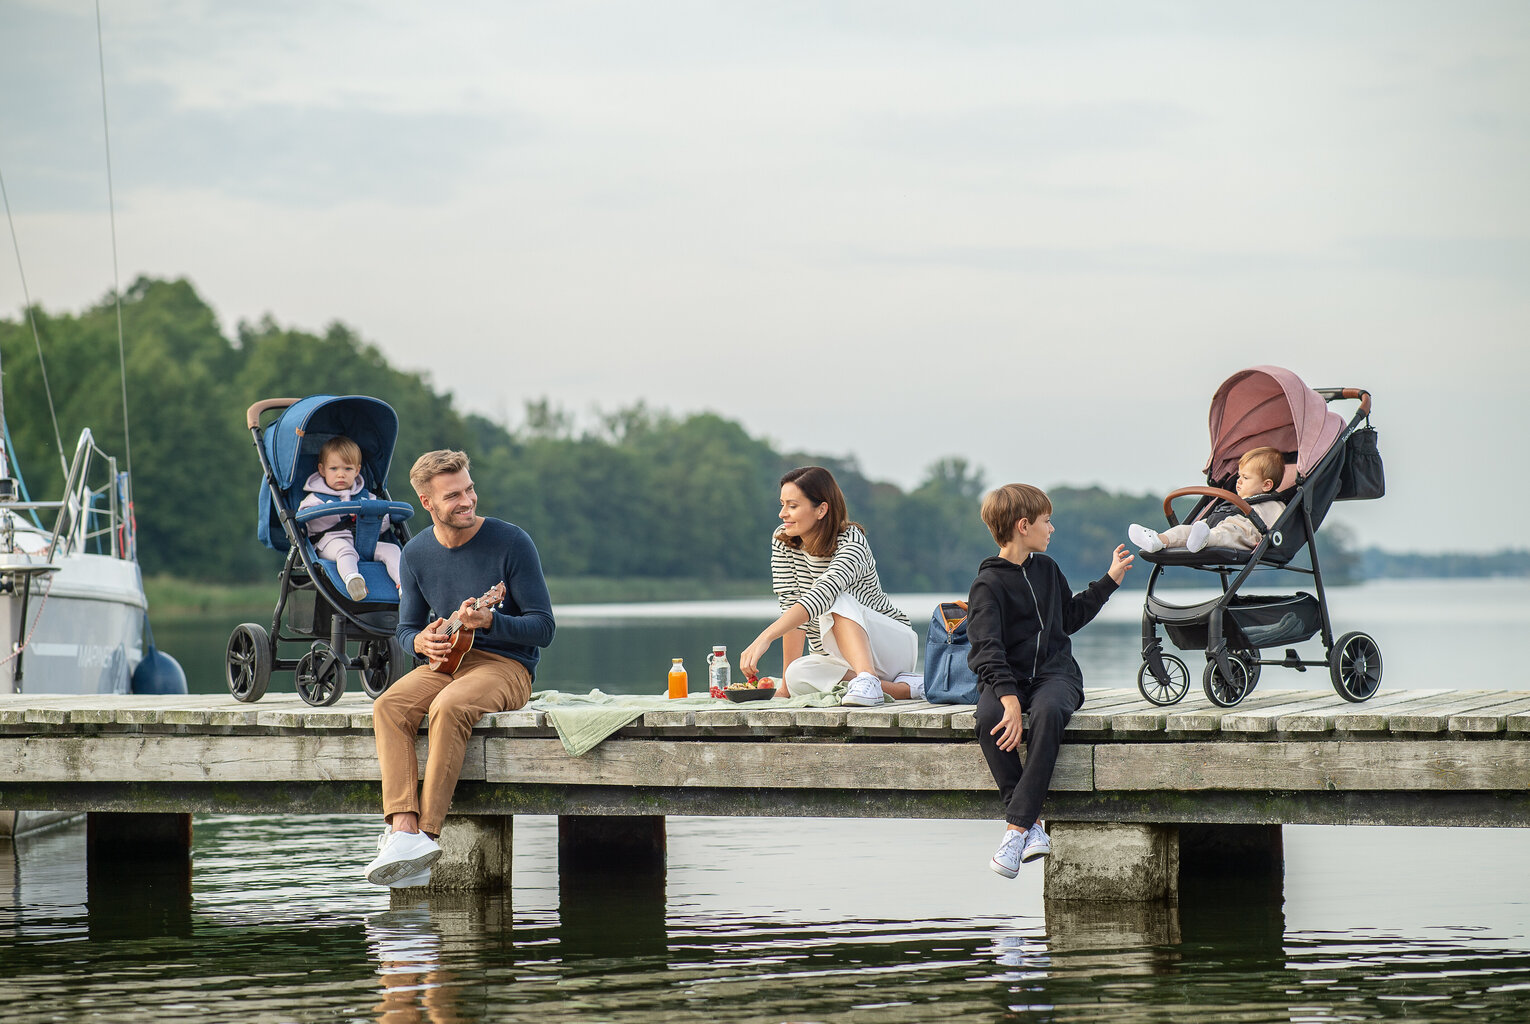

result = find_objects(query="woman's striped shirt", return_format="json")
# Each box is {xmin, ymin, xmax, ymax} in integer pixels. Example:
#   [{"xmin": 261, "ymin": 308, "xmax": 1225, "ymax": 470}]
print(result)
[{"xmin": 771, "ymin": 525, "xmax": 909, "ymax": 653}]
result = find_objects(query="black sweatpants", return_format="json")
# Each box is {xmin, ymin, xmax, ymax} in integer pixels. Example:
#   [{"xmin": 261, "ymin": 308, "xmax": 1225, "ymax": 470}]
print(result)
[{"xmin": 974, "ymin": 675, "xmax": 1084, "ymax": 829}]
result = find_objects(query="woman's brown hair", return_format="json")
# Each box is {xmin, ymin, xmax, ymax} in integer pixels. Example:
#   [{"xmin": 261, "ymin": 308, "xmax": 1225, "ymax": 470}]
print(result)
[{"xmin": 777, "ymin": 465, "xmax": 860, "ymax": 558}]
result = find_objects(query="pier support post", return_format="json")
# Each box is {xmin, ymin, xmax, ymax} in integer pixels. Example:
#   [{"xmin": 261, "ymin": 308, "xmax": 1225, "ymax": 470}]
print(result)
[
  {"xmin": 1043, "ymin": 821, "xmax": 1179, "ymax": 902},
  {"xmin": 85, "ymin": 813, "xmax": 193, "ymax": 939},
  {"xmin": 398, "ymin": 814, "xmax": 512, "ymax": 892},
  {"xmin": 86, "ymin": 812, "xmax": 192, "ymax": 860},
  {"xmin": 558, "ymin": 814, "xmax": 666, "ymax": 872},
  {"xmin": 1179, "ymin": 823, "xmax": 1283, "ymax": 883}
]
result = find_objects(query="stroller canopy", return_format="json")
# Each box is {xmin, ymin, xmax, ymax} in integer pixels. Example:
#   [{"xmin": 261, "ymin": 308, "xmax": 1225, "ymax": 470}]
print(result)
[
  {"xmin": 1203, "ymin": 366, "xmax": 1345, "ymax": 485},
  {"xmin": 264, "ymin": 395, "xmax": 399, "ymax": 492}
]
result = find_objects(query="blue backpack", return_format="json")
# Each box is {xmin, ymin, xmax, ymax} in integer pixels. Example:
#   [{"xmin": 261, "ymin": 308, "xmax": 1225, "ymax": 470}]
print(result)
[{"xmin": 923, "ymin": 600, "xmax": 980, "ymax": 705}]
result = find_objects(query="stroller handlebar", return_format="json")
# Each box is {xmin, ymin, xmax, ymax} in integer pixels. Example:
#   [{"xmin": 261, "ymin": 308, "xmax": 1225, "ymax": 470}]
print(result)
[
  {"xmin": 247, "ymin": 398, "xmax": 301, "ymax": 429},
  {"xmin": 1163, "ymin": 486, "xmax": 1255, "ymax": 528},
  {"xmin": 1314, "ymin": 387, "xmax": 1371, "ymax": 415}
]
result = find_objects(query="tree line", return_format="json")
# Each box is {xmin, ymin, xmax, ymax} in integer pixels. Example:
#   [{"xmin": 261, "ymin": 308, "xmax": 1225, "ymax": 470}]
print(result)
[{"xmin": 4, "ymin": 277, "xmax": 1346, "ymax": 594}]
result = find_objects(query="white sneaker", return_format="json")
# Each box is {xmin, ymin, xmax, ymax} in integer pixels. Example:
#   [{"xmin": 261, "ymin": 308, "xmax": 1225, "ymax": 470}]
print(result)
[
  {"xmin": 390, "ymin": 866, "xmax": 432, "ymax": 888},
  {"xmin": 893, "ymin": 671, "xmax": 925, "ymax": 699},
  {"xmin": 1186, "ymin": 521, "xmax": 1212, "ymax": 553},
  {"xmin": 1019, "ymin": 822, "xmax": 1051, "ymax": 863},
  {"xmin": 840, "ymin": 672, "xmax": 885, "ymax": 707},
  {"xmin": 1128, "ymin": 524, "xmax": 1164, "ymax": 552},
  {"xmin": 346, "ymin": 574, "xmax": 369, "ymax": 601},
  {"xmin": 364, "ymin": 827, "xmax": 442, "ymax": 886},
  {"xmin": 990, "ymin": 827, "xmax": 1025, "ymax": 878}
]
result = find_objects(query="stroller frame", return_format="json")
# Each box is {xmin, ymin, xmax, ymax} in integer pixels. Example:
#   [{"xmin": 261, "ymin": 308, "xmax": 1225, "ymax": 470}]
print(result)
[
  {"xmin": 1137, "ymin": 381, "xmax": 1383, "ymax": 708},
  {"xmin": 225, "ymin": 396, "xmax": 417, "ymax": 707}
]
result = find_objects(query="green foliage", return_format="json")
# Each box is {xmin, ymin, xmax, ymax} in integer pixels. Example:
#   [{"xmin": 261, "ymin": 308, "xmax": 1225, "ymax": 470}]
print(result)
[{"xmin": 2, "ymin": 276, "xmax": 1381, "ymax": 592}]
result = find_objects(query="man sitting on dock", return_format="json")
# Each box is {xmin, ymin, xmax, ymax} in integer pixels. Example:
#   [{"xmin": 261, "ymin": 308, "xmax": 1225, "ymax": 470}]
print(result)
[{"xmin": 363, "ymin": 449, "xmax": 556, "ymax": 887}]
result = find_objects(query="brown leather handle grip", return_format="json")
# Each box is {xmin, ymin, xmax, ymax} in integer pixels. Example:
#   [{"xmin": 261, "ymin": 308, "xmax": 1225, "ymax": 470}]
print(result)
[
  {"xmin": 1316, "ymin": 387, "xmax": 1371, "ymax": 416},
  {"xmin": 246, "ymin": 398, "xmax": 300, "ymax": 429},
  {"xmin": 1163, "ymin": 486, "xmax": 1253, "ymax": 527}
]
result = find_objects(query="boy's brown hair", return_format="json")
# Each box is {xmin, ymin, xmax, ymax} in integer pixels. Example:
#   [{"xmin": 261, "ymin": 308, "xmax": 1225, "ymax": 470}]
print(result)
[
  {"xmin": 980, "ymin": 483, "xmax": 1052, "ymax": 545},
  {"xmin": 409, "ymin": 449, "xmax": 471, "ymax": 495},
  {"xmin": 318, "ymin": 436, "xmax": 363, "ymax": 469},
  {"xmin": 1239, "ymin": 447, "xmax": 1286, "ymax": 489}
]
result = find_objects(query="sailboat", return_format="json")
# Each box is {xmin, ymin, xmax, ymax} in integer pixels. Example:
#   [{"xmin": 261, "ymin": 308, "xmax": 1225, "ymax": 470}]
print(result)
[{"xmin": 0, "ymin": 351, "xmax": 183, "ymax": 837}]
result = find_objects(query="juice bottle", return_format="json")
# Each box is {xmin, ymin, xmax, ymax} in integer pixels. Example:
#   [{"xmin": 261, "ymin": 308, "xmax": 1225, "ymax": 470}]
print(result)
[{"xmin": 667, "ymin": 658, "xmax": 688, "ymax": 699}]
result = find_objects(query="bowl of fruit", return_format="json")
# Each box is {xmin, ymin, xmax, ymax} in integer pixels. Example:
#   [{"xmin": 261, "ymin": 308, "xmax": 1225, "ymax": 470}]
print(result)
[{"xmin": 721, "ymin": 677, "xmax": 777, "ymax": 702}]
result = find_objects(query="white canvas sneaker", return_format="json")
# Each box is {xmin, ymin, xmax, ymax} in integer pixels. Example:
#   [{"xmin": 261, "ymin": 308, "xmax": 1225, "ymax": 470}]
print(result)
[
  {"xmin": 839, "ymin": 672, "xmax": 885, "ymax": 707},
  {"xmin": 364, "ymin": 827, "xmax": 442, "ymax": 886},
  {"xmin": 1019, "ymin": 822, "xmax": 1051, "ymax": 863},
  {"xmin": 990, "ymin": 828, "xmax": 1025, "ymax": 879}
]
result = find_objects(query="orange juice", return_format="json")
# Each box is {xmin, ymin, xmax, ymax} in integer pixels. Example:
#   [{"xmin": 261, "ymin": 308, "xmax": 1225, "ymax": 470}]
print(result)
[{"xmin": 667, "ymin": 658, "xmax": 688, "ymax": 699}]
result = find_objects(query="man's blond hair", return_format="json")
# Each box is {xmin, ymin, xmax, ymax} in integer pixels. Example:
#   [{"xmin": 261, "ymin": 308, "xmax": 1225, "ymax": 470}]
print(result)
[
  {"xmin": 981, "ymin": 483, "xmax": 1052, "ymax": 545},
  {"xmin": 409, "ymin": 449, "xmax": 471, "ymax": 495}
]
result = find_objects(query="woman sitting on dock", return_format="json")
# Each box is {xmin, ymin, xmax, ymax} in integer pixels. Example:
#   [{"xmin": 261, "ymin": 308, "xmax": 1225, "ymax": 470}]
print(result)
[{"xmin": 739, "ymin": 465, "xmax": 922, "ymax": 706}]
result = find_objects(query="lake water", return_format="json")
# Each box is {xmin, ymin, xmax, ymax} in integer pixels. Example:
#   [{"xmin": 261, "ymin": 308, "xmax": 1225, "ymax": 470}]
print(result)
[{"xmin": 5, "ymin": 578, "xmax": 1530, "ymax": 1022}]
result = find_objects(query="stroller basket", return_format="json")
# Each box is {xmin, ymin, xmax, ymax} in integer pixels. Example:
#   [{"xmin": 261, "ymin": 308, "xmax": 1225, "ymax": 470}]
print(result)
[
  {"xmin": 1225, "ymin": 593, "xmax": 1322, "ymax": 649},
  {"xmin": 1163, "ymin": 592, "xmax": 1321, "ymax": 652}
]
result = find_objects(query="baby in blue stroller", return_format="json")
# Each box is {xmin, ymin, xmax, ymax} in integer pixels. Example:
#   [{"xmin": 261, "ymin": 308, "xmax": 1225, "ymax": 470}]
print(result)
[{"xmin": 226, "ymin": 395, "xmax": 417, "ymax": 706}]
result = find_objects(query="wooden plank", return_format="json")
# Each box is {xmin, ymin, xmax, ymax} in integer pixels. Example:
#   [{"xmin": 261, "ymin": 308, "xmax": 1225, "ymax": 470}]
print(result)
[
  {"xmin": 256, "ymin": 707, "xmax": 356, "ymax": 730},
  {"xmin": 896, "ymin": 704, "xmax": 970, "ymax": 730},
  {"xmin": 482, "ymin": 737, "xmax": 1092, "ymax": 792},
  {"xmin": 690, "ymin": 706, "xmax": 750, "ymax": 728},
  {"xmin": 786, "ymin": 707, "xmax": 851, "ymax": 729},
  {"xmin": 640, "ymin": 708, "xmax": 694, "ymax": 729},
  {"xmin": 483, "ymin": 708, "xmax": 546, "ymax": 729},
  {"xmin": 1220, "ymin": 694, "xmax": 1358, "ymax": 734},
  {"xmin": 1326, "ymin": 690, "xmax": 1476, "ymax": 733},
  {"xmin": 1274, "ymin": 688, "xmax": 1450, "ymax": 733},
  {"xmin": 3, "ymin": 734, "xmax": 481, "ymax": 783},
  {"xmin": 1095, "ymin": 740, "xmax": 1530, "ymax": 791},
  {"xmin": 846, "ymin": 699, "xmax": 938, "ymax": 730},
  {"xmin": 1162, "ymin": 689, "xmax": 1320, "ymax": 734},
  {"xmin": 1449, "ymin": 695, "xmax": 1530, "ymax": 734},
  {"xmin": 1387, "ymin": 691, "xmax": 1514, "ymax": 733}
]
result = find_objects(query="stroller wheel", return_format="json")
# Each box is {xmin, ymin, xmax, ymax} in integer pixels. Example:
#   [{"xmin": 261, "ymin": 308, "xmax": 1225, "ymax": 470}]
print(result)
[
  {"xmin": 1137, "ymin": 655, "xmax": 1190, "ymax": 706},
  {"xmin": 296, "ymin": 645, "xmax": 347, "ymax": 707},
  {"xmin": 1203, "ymin": 655, "xmax": 1253, "ymax": 708},
  {"xmin": 226, "ymin": 623, "xmax": 273, "ymax": 703},
  {"xmin": 360, "ymin": 636, "xmax": 410, "ymax": 699},
  {"xmin": 1329, "ymin": 631, "xmax": 1383, "ymax": 702}
]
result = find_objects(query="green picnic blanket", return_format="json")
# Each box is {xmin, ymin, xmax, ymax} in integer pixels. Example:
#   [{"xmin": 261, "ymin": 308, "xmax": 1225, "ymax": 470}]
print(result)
[{"xmin": 527, "ymin": 687, "xmax": 846, "ymax": 757}]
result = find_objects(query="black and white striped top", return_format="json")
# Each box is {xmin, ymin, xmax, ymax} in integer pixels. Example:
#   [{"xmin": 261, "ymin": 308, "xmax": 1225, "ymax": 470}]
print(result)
[{"xmin": 771, "ymin": 525, "xmax": 910, "ymax": 653}]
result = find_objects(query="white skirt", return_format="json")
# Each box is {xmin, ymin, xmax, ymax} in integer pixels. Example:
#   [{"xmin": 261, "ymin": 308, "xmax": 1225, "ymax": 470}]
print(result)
[{"xmin": 783, "ymin": 592, "xmax": 918, "ymax": 694}]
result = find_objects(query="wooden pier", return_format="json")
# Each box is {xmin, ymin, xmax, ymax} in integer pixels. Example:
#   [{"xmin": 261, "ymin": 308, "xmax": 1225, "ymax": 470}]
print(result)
[{"xmin": 4, "ymin": 687, "xmax": 1529, "ymax": 900}]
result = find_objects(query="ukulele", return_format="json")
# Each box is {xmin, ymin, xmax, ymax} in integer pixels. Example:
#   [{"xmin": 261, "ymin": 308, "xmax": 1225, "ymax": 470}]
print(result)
[{"xmin": 426, "ymin": 582, "xmax": 506, "ymax": 673}]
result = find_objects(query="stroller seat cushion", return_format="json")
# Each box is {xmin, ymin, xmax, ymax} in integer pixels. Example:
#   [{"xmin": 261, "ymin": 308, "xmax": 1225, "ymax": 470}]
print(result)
[
  {"xmin": 315, "ymin": 558, "xmax": 400, "ymax": 604},
  {"xmin": 1141, "ymin": 546, "xmax": 1280, "ymax": 568}
]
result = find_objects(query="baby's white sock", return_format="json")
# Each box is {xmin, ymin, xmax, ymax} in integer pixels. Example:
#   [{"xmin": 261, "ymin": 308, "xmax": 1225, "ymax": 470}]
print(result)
[
  {"xmin": 1128, "ymin": 524, "xmax": 1164, "ymax": 552},
  {"xmin": 1186, "ymin": 521, "xmax": 1212, "ymax": 552}
]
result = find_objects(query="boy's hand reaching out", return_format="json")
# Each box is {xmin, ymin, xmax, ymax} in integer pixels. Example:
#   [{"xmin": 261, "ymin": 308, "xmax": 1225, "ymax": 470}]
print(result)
[
  {"xmin": 992, "ymin": 694, "xmax": 1024, "ymax": 751},
  {"xmin": 1107, "ymin": 544, "xmax": 1134, "ymax": 584}
]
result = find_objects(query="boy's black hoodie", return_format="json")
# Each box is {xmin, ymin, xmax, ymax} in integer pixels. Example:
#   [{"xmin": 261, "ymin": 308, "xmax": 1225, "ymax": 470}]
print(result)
[{"xmin": 966, "ymin": 553, "xmax": 1118, "ymax": 701}]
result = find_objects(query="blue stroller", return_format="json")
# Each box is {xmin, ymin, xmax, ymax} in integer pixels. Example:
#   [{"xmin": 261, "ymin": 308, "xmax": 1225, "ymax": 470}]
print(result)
[{"xmin": 225, "ymin": 395, "xmax": 417, "ymax": 706}]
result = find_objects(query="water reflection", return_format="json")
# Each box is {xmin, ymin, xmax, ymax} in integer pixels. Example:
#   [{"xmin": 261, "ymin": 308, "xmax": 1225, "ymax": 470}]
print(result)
[{"xmin": 370, "ymin": 892, "xmax": 510, "ymax": 1024}]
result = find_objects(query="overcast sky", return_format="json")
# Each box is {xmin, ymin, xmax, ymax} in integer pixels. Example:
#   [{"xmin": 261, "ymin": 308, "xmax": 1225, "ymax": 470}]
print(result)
[{"xmin": 2, "ymin": 1, "xmax": 1526, "ymax": 553}]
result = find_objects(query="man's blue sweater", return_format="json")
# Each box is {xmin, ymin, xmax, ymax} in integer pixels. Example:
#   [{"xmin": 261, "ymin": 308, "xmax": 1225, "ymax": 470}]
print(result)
[{"xmin": 395, "ymin": 518, "xmax": 556, "ymax": 675}]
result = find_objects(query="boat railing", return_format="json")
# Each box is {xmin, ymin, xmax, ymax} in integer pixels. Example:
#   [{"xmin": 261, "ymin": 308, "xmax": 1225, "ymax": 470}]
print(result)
[{"xmin": 43, "ymin": 429, "xmax": 130, "ymax": 562}]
